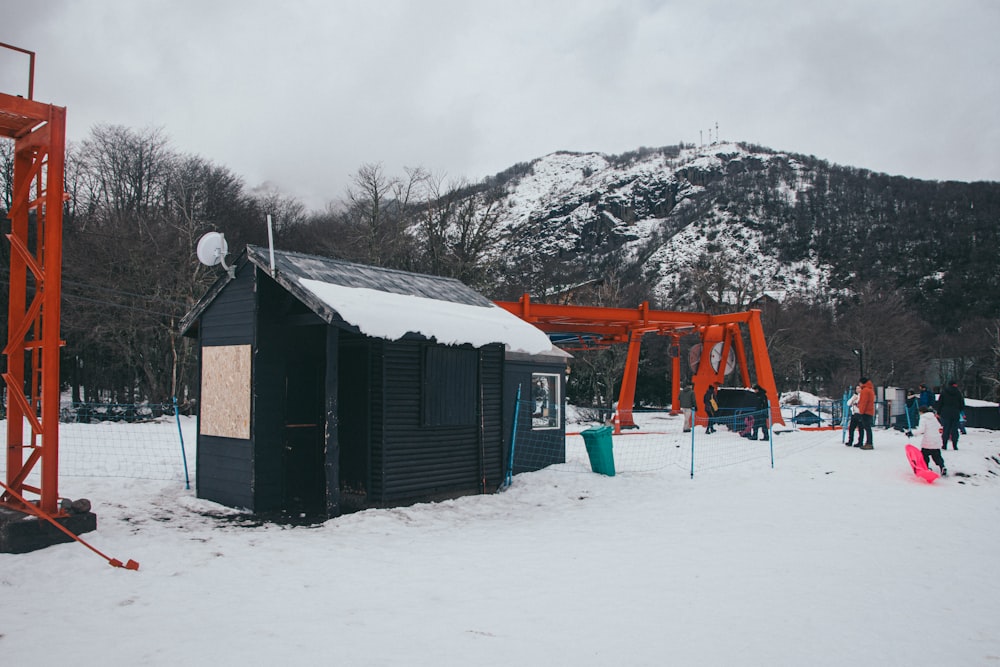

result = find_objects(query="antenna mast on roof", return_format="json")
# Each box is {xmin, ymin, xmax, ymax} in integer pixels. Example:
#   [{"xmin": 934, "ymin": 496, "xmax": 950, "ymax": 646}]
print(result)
[{"xmin": 266, "ymin": 214, "xmax": 276, "ymax": 277}]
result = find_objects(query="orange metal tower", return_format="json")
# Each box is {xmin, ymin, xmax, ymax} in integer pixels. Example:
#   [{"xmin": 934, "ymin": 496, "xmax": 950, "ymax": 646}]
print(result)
[{"xmin": 0, "ymin": 43, "xmax": 67, "ymax": 517}]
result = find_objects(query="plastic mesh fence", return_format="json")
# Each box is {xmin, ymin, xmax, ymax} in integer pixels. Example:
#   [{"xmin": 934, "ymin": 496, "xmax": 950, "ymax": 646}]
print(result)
[
  {"xmin": 1, "ymin": 402, "xmax": 194, "ymax": 484},
  {"xmin": 511, "ymin": 404, "xmax": 831, "ymax": 478}
]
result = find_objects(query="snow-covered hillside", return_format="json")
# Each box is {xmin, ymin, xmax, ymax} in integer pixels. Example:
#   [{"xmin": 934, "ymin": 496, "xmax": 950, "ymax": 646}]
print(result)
[{"xmin": 488, "ymin": 142, "xmax": 836, "ymax": 306}]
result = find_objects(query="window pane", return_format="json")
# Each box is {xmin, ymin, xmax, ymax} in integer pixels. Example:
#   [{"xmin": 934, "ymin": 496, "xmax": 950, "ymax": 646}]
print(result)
[{"xmin": 531, "ymin": 373, "xmax": 560, "ymax": 430}]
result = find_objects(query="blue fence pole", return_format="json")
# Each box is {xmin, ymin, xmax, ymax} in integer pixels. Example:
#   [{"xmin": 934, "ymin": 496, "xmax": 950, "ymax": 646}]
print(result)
[
  {"xmin": 173, "ymin": 396, "xmax": 191, "ymax": 490},
  {"xmin": 767, "ymin": 399, "xmax": 774, "ymax": 468},
  {"xmin": 504, "ymin": 384, "xmax": 521, "ymax": 489},
  {"xmin": 841, "ymin": 389, "xmax": 851, "ymax": 444},
  {"xmin": 689, "ymin": 425, "xmax": 696, "ymax": 479}
]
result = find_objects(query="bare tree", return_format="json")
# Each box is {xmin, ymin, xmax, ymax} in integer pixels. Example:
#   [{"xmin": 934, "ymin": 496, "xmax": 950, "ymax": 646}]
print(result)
[
  {"xmin": 759, "ymin": 298, "xmax": 836, "ymax": 393},
  {"xmin": 343, "ymin": 163, "xmax": 399, "ymax": 266},
  {"xmin": 987, "ymin": 320, "xmax": 1000, "ymax": 399},
  {"xmin": 413, "ymin": 175, "xmax": 506, "ymax": 288},
  {"xmin": 414, "ymin": 173, "xmax": 457, "ymax": 276},
  {"xmin": 250, "ymin": 182, "xmax": 307, "ymax": 234},
  {"xmin": 80, "ymin": 125, "xmax": 174, "ymax": 221},
  {"xmin": 59, "ymin": 127, "xmax": 267, "ymax": 404},
  {"xmin": 162, "ymin": 156, "xmax": 263, "ymax": 399},
  {"xmin": 451, "ymin": 185, "xmax": 507, "ymax": 287},
  {"xmin": 681, "ymin": 248, "xmax": 767, "ymax": 313},
  {"xmin": 333, "ymin": 163, "xmax": 427, "ymax": 269},
  {"xmin": 0, "ymin": 139, "xmax": 12, "ymax": 214},
  {"xmin": 566, "ymin": 345, "xmax": 628, "ymax": 416},
  {"xmin": 831, "ymin": 283, "xmax": 930, "ymax": 390}
]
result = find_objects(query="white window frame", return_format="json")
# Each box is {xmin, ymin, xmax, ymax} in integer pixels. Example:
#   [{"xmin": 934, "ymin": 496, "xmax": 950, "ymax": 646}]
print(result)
[{"xmin": 531, "ymin": 373, "xmax": 561, "ymax": 430}]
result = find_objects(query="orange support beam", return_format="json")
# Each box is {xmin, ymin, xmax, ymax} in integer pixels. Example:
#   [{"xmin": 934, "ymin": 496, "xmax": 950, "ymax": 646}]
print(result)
[
  {"xmin": 496, "ymin": 294, "xmax": 784, "ymax": 427},
  {"xmin": 615, "ymin": 331, "xmax": 644, "ymax": 429},
  {"xmin": 730, "ymin": 325, "xmax": 752, "ymax": 388},
  {"xmin": 496, "ymin": 295, "xmax": 713, "ymax": 331},
  {"xmin": 669, "ymin": 335, "xmax": 681, "ymax": 415},
  {"xmin": 747, "ymin": 310, "xmax": 782, "ymax": 427}
]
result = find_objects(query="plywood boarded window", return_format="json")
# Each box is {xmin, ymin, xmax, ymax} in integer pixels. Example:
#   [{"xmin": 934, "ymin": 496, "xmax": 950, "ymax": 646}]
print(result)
[{"xmin": 200, "ymin": 344, "xmax": 252, "ymax": 439}]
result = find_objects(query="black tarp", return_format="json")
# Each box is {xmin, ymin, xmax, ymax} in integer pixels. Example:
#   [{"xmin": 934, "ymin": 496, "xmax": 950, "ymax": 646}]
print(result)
[
  {"xmin": 790, "ymin": 409, "xmax": 822, "ymax": 425},
  {"xmin": 965, "ymin": 405, "xmax": 1000, "ymax": 430}
]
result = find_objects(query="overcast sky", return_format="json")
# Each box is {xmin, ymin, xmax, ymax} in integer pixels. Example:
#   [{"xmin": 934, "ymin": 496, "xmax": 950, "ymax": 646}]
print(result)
[{"xmin": 3, "ymin": 0, "xmax": 998, "ymax": 210}]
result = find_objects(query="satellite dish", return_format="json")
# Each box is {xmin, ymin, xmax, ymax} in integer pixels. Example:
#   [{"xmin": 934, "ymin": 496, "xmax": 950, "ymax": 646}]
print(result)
[
  {"xmin": 196, "ymin": 231, "xmax": 235, "ymax": 278},
  {"xmin": 197, "ymin": 232, "xmax": 228, "ymax": 266}
]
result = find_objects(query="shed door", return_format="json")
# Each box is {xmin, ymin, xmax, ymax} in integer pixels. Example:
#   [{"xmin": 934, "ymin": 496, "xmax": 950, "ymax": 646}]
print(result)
[
  {"xmin": 282, "ymin": 326, "xmax": 326, "ymax": 515},
  {"xmin": 337, "ymin": 338, "xmax": 369, "ymax": 511}
]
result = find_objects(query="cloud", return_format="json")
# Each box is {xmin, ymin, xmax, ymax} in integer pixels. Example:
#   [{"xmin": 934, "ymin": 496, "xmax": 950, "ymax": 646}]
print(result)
[{"xmin": 2, "ymin": 0, "xmax": 999, "ymax": 211}]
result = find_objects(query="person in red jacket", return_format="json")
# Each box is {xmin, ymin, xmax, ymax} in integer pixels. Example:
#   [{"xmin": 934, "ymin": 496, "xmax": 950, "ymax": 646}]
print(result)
[{"xmin": 857, "ymin": 377, "xmax": 876, "ymax": 449}]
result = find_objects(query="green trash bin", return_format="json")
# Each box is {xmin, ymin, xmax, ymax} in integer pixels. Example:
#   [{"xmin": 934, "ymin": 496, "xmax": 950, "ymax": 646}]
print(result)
[{"xmin": 581, "ymin": 425, "xmax": 615, "ymax": 476}]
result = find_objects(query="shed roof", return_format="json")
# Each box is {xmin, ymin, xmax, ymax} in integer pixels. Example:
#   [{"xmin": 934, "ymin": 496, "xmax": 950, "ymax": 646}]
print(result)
[{"xmin": 180, "ymin": 245, "xmax": 554, "ymax": 354}]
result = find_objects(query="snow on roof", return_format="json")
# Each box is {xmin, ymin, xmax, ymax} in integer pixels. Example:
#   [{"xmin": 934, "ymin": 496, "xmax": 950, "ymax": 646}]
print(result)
[{"xmin": 299, "ymin": 278, "xmax": 554, "ymax": 354}]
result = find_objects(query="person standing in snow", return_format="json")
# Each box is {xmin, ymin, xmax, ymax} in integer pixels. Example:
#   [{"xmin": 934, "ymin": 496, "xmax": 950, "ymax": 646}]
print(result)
[
  {"xmin": 751, "ymin": 384, "xmax": 770, "ymax": 440},
  {"xmin": 679, "ymin": 382, "xmax": 696, "ymax": 432},
  {"xmin": 703, "ymin": 383, "xmax": 719, "ymax": 434},
  {"xmin": 935, "ymin": 379, "xmax": 965, "ymax": 450},
  {"xmin": 914, "ymin": 405, "xmax": 947, "ymax": 476},
  {"xmin": 857, "ymin": 377, "xmax": 876, "ymax": 449},
  {"xmin": 917, "ymin": 383, "xmax": 935, "ymax": 408},
  {"xmin": 903, "ymin": 388, "xmax": 920, "ymax": 430},
  {"xmin": 845, "ymin": 383, "xmax": 862, "ymax": 447}
]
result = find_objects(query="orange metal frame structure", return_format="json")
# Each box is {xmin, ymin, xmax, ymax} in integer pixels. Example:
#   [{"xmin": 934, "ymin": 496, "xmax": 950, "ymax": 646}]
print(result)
[
  {"xmin": 495, "ymin": 294, "xmax": 784, "ymax": 428},
  {"xmin": 1, "ymin": 43, "xmax": 67, "ymax": 516}
]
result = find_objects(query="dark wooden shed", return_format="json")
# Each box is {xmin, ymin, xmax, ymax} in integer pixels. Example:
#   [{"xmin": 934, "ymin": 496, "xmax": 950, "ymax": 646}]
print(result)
[{"xmin": 179, "ymin": 245, "xmax": 555, "ymax": 517}]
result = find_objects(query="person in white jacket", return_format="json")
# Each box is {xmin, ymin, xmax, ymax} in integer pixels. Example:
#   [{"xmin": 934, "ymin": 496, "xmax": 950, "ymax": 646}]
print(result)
[
  {"xmin": 914, "ymin": 405, "xmax": 947, "ymax": 476},
  {"xmin": 845, "ymin": 384, "xmax": 862, "ymax": 447}
]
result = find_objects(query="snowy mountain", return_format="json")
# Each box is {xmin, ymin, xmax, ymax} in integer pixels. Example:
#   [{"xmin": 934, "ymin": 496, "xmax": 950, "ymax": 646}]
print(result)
[{"xmin": 481, "ymin": 142, "xmax": 1000, "ymax": 323}]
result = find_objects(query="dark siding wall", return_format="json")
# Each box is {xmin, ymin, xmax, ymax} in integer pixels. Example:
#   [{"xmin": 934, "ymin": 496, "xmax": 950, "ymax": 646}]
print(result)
[
  {"xmin": 479, "ymin": 345, "xmax": 505, "ymax": 488},
  {"xmin": 197, "ymin": 267, "xmax": 256, "ymax": 510},
  {"xmin": 199, "ymin": 269, "xmax": 255, "ymax": 345},
  {"xmin": 502, "ymin": 360, "xmax": 567, "ymax": 475},
  {"xmin": 375, "ymin": 340, "xmax": 504, "ymax": 504},
  {"xmin": 324, "ymin": 327, "xmax": 341, "ymax": 516},
  {"xmin": 337, "ymin": 332, "xmax": 372, "ymax": 512},
  {"xmin": 197, "ymin": 438, "xmax": 254, "ymax": 509},
  {"xmin": 369, "ymin": 340, "xmax": 386, "ymax": 502},
  {"xmin": 252, "ymin": 273, "xmax": 290, "ymax": 512}
]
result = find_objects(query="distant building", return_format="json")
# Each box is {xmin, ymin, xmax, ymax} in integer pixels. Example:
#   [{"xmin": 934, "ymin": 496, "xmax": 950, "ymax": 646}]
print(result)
[{"xmin": 711, "ymin": 290, "xmax": 786, "ymax": 310}]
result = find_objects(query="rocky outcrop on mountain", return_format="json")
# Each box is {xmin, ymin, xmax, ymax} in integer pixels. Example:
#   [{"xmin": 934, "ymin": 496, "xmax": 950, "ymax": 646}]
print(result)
[{"xmin": 482, "ymin": 142, "xmax": 1000, "ymax": 325}]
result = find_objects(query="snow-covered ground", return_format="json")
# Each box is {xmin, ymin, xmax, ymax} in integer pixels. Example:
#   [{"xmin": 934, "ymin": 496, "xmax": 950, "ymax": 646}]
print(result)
[{"xmin": 3, "ymin": 406, "xmax": 1000, "ymax": 665}]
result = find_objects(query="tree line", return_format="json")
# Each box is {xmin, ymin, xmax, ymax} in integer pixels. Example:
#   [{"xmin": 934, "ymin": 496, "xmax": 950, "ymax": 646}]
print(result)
[
  {"xmin": 1, "ymin": 127, "xmax": 998, "ymax": 411},
  {"xmin": 0, "ymin": 125, "xmax": 534, "ymax": 408}
]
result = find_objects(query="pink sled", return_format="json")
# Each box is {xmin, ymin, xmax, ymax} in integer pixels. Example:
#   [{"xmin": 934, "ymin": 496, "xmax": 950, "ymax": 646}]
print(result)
[{"xmin": 905, "ymin": 444, "xmax": 939, "ymax": 483}]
